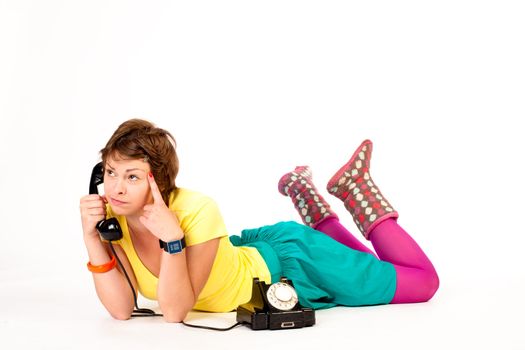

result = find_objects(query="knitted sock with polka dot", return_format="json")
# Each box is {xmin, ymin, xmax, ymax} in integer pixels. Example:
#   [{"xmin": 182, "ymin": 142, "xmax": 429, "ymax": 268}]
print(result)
[
  {"xmin": 278, "ymin": 166, "xmax": 338, "ymax": 228},
  {"xmin": 326, "ymin": 139, "xmax": 399, "ymax": 240}
]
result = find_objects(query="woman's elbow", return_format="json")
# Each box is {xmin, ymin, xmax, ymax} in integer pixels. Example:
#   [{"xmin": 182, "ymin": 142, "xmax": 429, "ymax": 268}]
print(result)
[
  {"xmin": 103, "ymin": 300, "xmax": 133, "ymax": 320},
  {"xmin": 158, "ymin": 294, "xmax": 194, "ymax": 322},
  {"xmin": 109, "ymin": 310, "xmax": 132, "ymax": 321},
  {"xmin": 162, "ymin": 310, "xmax": 187, "ymax": 323},
  {"xmin": 159, "ymin": 301, "xmax": 192, "ymax": 323}
]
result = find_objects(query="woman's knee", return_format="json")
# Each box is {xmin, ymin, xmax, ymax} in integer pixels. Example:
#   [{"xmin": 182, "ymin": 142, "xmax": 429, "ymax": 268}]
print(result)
[
  {"xmin": 392, "ymin": 266, "xmax": 440, "ymax": 303},
  {"xmin": 421, "ymin": 269, "xmax": 440, "ymax": 302}
]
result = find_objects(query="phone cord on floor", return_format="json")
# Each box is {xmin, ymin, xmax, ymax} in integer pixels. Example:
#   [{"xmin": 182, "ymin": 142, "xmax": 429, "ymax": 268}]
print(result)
[{"xmin": 108, "ymin": 244, "xmax": 244, "ymax": 331}]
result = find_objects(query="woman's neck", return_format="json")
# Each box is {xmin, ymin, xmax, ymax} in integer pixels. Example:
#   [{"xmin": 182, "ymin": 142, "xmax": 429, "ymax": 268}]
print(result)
[{"xmin": 126, "ymin": 215, "xmax": 155, "ymax": 243}]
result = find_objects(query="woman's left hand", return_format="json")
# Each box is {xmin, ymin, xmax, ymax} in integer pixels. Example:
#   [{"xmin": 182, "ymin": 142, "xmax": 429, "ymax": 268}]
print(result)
[{"xmin": 140, "ymin": 172, "xmax": 183, "ymax": 242}]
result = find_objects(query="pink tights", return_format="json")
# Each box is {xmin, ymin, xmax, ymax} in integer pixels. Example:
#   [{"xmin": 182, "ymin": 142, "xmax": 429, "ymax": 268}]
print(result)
[{"xmin": 315, "ymin": 217, "xmax": 439, "ymax": 303}]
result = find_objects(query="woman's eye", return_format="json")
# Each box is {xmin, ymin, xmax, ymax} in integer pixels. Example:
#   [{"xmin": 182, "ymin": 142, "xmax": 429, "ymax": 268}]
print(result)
[
  {"xmin": 129, "ymin": 175, "xmax": 139, "ymax": 181},
  {"xmin": 106, "ymin": 170, "xmax": 115, "ymax": 177}
]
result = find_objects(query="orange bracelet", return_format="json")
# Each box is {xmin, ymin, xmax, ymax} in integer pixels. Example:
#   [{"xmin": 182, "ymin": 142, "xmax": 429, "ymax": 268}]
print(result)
[{"xmin": 87, "ymin": 255, "xmax": 117, "ymax": 273}]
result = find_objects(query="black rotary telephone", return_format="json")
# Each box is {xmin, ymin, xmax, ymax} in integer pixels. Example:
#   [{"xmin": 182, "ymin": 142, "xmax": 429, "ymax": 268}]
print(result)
[
  {"xmin": 236, "ymin": 277, "xmax": 315, "ymax": 330},
  {"xmin": 89, "ymin": 162, "xmax": 123, "ymax": 241}
]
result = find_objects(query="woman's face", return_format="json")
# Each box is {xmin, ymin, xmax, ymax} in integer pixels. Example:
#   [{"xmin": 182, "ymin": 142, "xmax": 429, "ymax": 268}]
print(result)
[{"xmin": 103, "ymin": 154, "xmax": 152, "ymax": 217}]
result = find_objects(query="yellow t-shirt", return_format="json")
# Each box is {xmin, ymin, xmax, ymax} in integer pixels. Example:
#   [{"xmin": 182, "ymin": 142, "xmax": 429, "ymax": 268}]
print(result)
[{"xmin": 106, "ymin": 188, "xmax": 271, "ymax": 312}]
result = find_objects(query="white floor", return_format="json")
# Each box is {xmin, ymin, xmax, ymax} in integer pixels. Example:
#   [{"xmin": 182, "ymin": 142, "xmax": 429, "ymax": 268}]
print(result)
[{"xmin": 2, "ymin": 263, "xmax": 523, "ymax": 350}]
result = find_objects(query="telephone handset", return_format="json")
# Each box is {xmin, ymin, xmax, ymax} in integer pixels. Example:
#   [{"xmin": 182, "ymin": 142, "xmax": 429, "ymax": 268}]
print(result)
[
  {"xmin": 236, "ymin": 277, "xmax": 316, "ymax": 330},
  {"xmin": 88, "ymin": 162, "xmax": 160, "ymax": 317},
  {"xmin": 89, "ymin": 162, "xmax": 123, "ymax": 241}
]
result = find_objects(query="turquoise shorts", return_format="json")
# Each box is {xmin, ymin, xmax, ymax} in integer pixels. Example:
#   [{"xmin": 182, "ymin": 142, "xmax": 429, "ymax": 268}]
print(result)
[{"xmin": 230, "ymin": 221, "xmax": 397, "ymax": 310}]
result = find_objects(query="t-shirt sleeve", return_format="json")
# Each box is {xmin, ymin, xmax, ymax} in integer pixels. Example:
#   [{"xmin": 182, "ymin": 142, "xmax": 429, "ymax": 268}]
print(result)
[{"xmin": 177, "ymin": 197, "xmax": 229, "ymax": 246}]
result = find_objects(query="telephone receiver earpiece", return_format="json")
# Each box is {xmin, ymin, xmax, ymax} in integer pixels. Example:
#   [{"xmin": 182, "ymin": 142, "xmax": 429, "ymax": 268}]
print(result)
[
  {"xmin": 89, "ymin": 162, "xmax": 105, "ymax": 196},
  {"xmin": 89, "ymin": 162, "xmax": 123, "ymax": 241}
]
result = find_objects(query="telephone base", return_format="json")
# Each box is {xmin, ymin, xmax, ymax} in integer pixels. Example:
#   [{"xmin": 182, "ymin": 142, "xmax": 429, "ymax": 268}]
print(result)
[{"xmin": 237, "ymin": 305, "xmax": 315, "ymax": 330}]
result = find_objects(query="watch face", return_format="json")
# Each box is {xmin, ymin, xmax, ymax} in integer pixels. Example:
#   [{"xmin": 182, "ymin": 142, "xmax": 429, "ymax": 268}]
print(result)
[
  {"xmin": 166, "ymin": 240, "xmax": 183, "ymax": 254},
  {"xmin": 266, "ymin": 282, "xmax": 299, "ymax": 310}
]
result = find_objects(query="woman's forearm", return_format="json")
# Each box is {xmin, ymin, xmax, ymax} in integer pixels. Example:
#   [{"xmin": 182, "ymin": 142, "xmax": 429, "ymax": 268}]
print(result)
[
  {"xmin": 84, "ymin": 236, "xmax": 135, "ymax": 320},
  {"xmin": 157, "ymin": 251, "xmax": 196, "ymax": 322}
]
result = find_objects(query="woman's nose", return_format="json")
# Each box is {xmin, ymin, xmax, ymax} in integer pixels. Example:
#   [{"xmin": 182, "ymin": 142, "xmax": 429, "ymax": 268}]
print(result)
[{"xmin": 114, "ymin": 179, "xmax": 126, "ymax": 194}]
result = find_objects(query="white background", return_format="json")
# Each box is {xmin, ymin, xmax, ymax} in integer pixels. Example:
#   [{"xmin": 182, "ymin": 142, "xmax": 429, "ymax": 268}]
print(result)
[{"xmin": 1, "ymin": 1, "xmax": 524, "ymax": 349}]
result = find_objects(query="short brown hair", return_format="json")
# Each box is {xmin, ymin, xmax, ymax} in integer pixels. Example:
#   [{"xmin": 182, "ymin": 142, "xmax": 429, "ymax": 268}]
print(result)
[{"xmin": 100, "ymin": 119, "xmax": 179, "ymax": 205}]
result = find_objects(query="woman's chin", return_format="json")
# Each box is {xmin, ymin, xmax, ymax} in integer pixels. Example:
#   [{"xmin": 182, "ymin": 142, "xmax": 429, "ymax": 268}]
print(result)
[{"xmin": 109, "ymin": 206, "xmax": 133, "ymax": 216}]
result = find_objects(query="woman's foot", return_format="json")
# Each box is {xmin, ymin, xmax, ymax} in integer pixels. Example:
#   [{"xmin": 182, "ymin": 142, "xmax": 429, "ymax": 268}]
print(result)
[
  {"xmin": 278, "ymin": 166, "xmax": 337, "ymax": 227},
  {"xmin": 327, "ymin": 140, "xmax": 398, "ymax": 239}
]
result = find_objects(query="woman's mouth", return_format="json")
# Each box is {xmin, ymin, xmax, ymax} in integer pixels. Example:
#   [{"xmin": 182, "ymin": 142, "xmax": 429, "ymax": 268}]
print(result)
[{"xmin": 110, "ymin": 197, "xmax": 128, "ymax": 206}]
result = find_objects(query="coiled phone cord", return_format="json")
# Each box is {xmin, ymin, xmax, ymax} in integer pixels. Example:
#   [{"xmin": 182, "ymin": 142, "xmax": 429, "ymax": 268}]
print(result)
[{"xmin": 108, "ymin": 243, "xmax": 243, "ymax": 330}]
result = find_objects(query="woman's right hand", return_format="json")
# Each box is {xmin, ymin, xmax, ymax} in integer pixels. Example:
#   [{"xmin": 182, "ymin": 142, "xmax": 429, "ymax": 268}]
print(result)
[{"xmin": 80, "ymin": 194, "xmax": 107, "ymax": 239}]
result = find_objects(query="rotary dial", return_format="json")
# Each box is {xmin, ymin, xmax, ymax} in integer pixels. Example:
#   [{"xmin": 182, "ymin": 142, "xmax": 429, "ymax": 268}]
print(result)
[{"xmin": 266, "ymin": 282, "xmax": 299, "ymax": 310}]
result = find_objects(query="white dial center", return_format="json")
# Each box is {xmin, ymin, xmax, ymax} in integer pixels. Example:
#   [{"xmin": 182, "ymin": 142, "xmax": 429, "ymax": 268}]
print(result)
[{"xmin": 275, "ymin": 286, "xmax": 292, "ymax": 301}]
